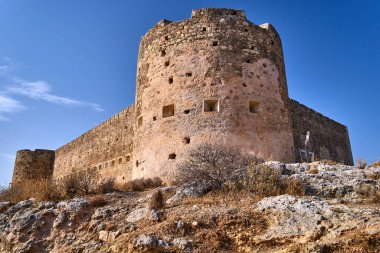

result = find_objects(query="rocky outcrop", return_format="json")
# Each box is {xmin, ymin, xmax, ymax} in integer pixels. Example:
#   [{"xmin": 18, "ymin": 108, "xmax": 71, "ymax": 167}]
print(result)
[{"xmin": 0, "ymin": 162, "xmax": 379, "ymax": 252}]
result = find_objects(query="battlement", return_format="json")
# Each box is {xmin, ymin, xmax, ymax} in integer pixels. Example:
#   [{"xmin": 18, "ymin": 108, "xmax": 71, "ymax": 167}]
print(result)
[
  {"xmin": 12, "ymin": 149, "xmax": 55, "ymax": 186},
  {"xmin": 12, "ymin": 8, "xmax": 353, "ymax": 186},
  {"xmin": 191, "ymin": 8, "xmax": 245, "ymax": 18}
]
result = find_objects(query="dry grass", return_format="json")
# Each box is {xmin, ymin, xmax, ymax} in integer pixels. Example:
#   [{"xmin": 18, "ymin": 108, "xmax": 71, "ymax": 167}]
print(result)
[
  {"xmin": 175, "ymin": 143, "xmax": 262, "ymax": 190},
  {"xmin": 369, "ymin": 160, "xmax": 380, "ymax": 167},
  {"xmin": 149, "ymin": 189, "xmax": 165, "ymax": 210},
  {"xmin": 0, "ymin": 170, "xmax": 120, "ymax": 203},
  {"xmin": 96, "ymin": 177, "xmax": 116, "ymax": 194},
  {"xmin": 308, "ymin": 166, "xmax": 319, "ymax": 174},
  {"xmin": 88, "ymin": 195, "xmax": 108, "ymax": 207},
  {"xmin": 321, "ymin": 159, "xmax": 338, "ymax": 165},
  {"xmin": 357, "ymin": 159, "xmax": 367, "ymax": 169},
  {"xmin": 326, "ymin": 231, "xmax": 380, "ymax": 252},
  {"xmin": 367, "ymin": 171, "xmax": 380, "ymax": 180},
  {"xmin": 232, "ymin": 164, "xmax": 306, "ymax": 197},
  {"xmin": 355, "ymin": 183, "xmax": 380, "ymax": 203},
  {"xmin": 118, "ymin": 177, "xmax": 162, "ymax": 192},
  {"xmin": 0, "ymin": 179, "xmax": 62, "ymax": 203}
]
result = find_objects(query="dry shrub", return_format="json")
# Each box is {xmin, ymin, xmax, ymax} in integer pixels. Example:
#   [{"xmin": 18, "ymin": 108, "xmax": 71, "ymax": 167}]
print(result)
[
  {"xmin": 373, "ymin": 190, "xmax": 380, "ymax": 203},
  {"xmin": 88, "ymin": 195, "xmax": 107, "ymax": 207},
  {"xmin": 60, "ymin": 174, "xmax": 79, "ymax": 198},
  {"xmin": 369, "ymin": 160, "xmax": 380, "ymax": 167},
  {"xmin": 320, "ymin": 159, "xmax": 337, "ymax": 165},
  {"xmin": 149, "ymin": 189, "xmax": 165, "ymax": 210},
  {"xmin": 237, "ymin": 164, "xmax": 305, "ymax": 197},
  {"xmin": 119, "ymin": 177, "xmax": 162, "ymax": 192},
  {"xmin": 356, "ymin": 183, "xmax": 380, "ymax": 202},
  {"xmin": 60, "ymin": 169, "xmax": 99, "ymax": 197},
  {"xmin": 96, "ymin": 177, "xmax": 116, "ymax": 194},
  {"xmin": 357, "ymin": 159, "xmax": 367, "ymax": 169},
  {"xmin": 176, "ymin": 143, "xmax": 262, "ymax": 190},
  {"xmin": 367, "ymin": 171, "xmax": 380, "ymax": 180},
  {"xmin": 75, "ymin": 169, "xmax": 99, "ymax": 195},
  {"xmin": 0, "ymin": 179, "xmax": 62, "ymax": 203},
  {"xmin": 308, "ymin": 166, "xmax": 319, "ymax": 174}
]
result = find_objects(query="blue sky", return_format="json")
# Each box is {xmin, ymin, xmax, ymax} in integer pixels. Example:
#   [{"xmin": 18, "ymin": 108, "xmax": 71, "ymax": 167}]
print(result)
[{"xmin": 0, "ymin": 0, "xmax": 379, "ymax": 185}]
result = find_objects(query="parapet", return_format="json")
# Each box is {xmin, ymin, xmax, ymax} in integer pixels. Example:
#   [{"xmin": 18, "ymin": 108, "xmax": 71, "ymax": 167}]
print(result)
[
  {"xmin": 191, "ymin": 8, "xmax": 245, "ymax": 18},
  {"xmin": 12, "ymin": 149, "xmax": 55, "ymax": 186}
]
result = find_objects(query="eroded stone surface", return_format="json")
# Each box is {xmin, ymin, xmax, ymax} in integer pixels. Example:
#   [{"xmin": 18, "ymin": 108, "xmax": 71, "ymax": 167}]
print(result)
[{"xmin": 12, "ymin": 8, "xmax": 352, "ymax": 187}]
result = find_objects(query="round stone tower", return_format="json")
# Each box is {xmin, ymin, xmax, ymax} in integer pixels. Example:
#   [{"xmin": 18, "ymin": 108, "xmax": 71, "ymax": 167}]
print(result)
[
  {"xmin": 12, "ymin": 149, "xmax": 55, "ymax": 186},
  {"xmin": 133, "ymin": 8, "xmax": 295, "ymax": 179}
]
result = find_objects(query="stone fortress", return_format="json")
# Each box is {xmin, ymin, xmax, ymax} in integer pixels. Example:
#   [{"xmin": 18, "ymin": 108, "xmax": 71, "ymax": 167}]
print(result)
[{"xmin": 12, "ymin": 8, "xmax": 353, "ymax": 186}]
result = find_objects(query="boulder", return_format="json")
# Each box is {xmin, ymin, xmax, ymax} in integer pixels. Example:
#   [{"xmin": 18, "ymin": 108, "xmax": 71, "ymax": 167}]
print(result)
[
  {"xmin": 126, "ymin": 207, "xmax": 148, "ymax": 223},
  {"xmin": 134, "ymin": 234, "xmax": 158, "ymax": 249}
]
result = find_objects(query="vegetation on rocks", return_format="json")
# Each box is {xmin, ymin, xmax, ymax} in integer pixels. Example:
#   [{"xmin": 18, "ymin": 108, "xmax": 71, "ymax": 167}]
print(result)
[{"xmin": 1, "ymin": 145, "xmax": 380, "ymax": 252}]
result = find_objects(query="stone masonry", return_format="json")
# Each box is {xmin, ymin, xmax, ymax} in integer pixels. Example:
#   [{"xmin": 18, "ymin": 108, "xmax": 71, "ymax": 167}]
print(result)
[{"xmin": 12, "ymin": 8, "xmax": 353, "ymax": 185}]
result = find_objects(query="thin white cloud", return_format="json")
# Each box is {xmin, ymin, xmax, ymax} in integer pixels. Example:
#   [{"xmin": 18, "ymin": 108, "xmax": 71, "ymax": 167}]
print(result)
[
  {"xmin": 0, "ymin": 94, "xmax": 25, "ymax": 121},
  {"xmin": 0, "ymin": 58, "xmax": 104, "ymax": 120},
  {"xmin": 0, "ymin": 153, "xmax": 15, "ymax": 162},
  {"xmin": 7, "ymin": 81, "xmax": 103, "ymax": 112}
]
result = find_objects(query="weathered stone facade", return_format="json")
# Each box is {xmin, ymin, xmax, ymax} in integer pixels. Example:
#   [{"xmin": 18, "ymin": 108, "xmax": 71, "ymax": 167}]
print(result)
[
  {"xmin": 12, "ymin": 149, "xmax": 55, "ymax": 186},
  {"xmin": 290, "ymin": 99, "xmax": 353, "ymax": 165},
  {"xmin": 11, "ymin": 8, "xmax": 353, "ymax": 185}
]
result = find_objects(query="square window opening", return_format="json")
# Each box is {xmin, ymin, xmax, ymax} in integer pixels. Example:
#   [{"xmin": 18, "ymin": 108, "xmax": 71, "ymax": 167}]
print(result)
[
  {"xmin": 164, "ymin": 60, "xmax": 170, "ymax": 67},
  {"xmin": 168, "ymin": 76, "xmax": 173, "ymax": 84},
  {"xmin": 202, "ymin": 27, "xmax": 206, "ymax": 31},
  {"xmin": 111, "ymin": 160, "xmax": 115, "ymax": 166},
  {"xmin": 212, "ymin": 41, "xmax": 218, "ymax": 46},
  {"xmin": 160, "ymin": 50, "xmax": 166, "ymax": 57},
  {"xmin": 183, "ymin": 137, "xmax": 190, "ymax": 144},
  {"xmin": 169, "ymin": 153, "xmax": 176, "ymax": 159},
  {"xmin": 184, "ymin": 109, "xmax": 190, "ymax": 114},
  {"xmin": 203, "ymin": 99, "xmax": 219, "ymax": 112},
  {"xmin": 126, "ymin": 155, "xmax": 131, "ymax": 162},
  {"xmin": 162, "ymin": 104, "xmax": 175, "ymax": 118},
  {"xmin": 153, "ymin": 116, "xmax": 157, "ymax": 121},
  {"xmin": 249, "ymin": 101, "xmax": 260, "ymax": 113}
]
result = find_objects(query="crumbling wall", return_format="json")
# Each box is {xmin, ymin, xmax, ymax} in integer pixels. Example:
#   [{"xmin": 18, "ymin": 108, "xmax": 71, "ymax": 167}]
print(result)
[
  {"xmin": 12, "ymin": 149, "xmax": 55, "ymax": 186},
  {"xmin": 133, "ymin": 8, "xmax": 295, "ymax": 179},
  {"xmin": 290, "ymin": 99, "xmax": 353, "ymax": 165},
  {"xmin": 53, "ymin": 105, "xmax": 135, "ymax": 183}
]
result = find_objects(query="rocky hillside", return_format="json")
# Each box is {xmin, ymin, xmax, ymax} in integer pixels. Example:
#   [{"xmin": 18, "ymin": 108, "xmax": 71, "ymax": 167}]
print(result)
[{"xmin": 1, "ymin": 161, "xmax": 380, "ymax": 253}]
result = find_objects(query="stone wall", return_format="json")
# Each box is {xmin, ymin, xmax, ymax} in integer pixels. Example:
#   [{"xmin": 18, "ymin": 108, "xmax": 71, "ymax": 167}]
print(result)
[
  {"xmin": 53, "ymin": 105, "xmax": 136, "ymax": 183},
  {"xmin": 133, "ymin": 8, "xmax": 295, "ymax": 179},
  {"xmin": 11, "ymin": 8, "xmax": 354, "ymax": 186},
  {"xmin": 12, "ymin": 149, "xmax": 55, "ymax": 186},
  {"xmin": 290, "ymin": 99, "xmax": 353, "ymax": 165}
]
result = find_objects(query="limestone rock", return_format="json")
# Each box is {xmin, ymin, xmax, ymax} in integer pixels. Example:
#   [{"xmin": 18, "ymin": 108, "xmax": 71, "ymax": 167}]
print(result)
[
  {"xmin": 134, "ymin": 234, "xmax": 158, "ymax": 249},
  {"xmin": 172, "ymin": 237, "xmax": 193, "ymax": 251},
  {"xmin": 126, "ymin": 207, "xmax": 148, "ymax": 223},
  {"xmin": 57, "ymin": 198, "xmax": 88, "ymax": 213},
  {"xmin": 166, "ymin": 181, "xmax": 212, "ymax": 203}
]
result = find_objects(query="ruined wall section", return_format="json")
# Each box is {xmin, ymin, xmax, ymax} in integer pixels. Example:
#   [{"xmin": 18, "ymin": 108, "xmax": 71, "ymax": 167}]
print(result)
[
  {"xmin": 53, "ymin": 105, "xmax": 135, "ymax": 183},
  {"xmin": 133, "ymin": 8, "xmax": 295, "ymax": 179},
  {"xmin": 12, "ymin": 149, "xmax": 55, "ymax": 186},
  {"xmin": 290, "ymin": 99, "xmax": 353, "ymax": 165}
]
